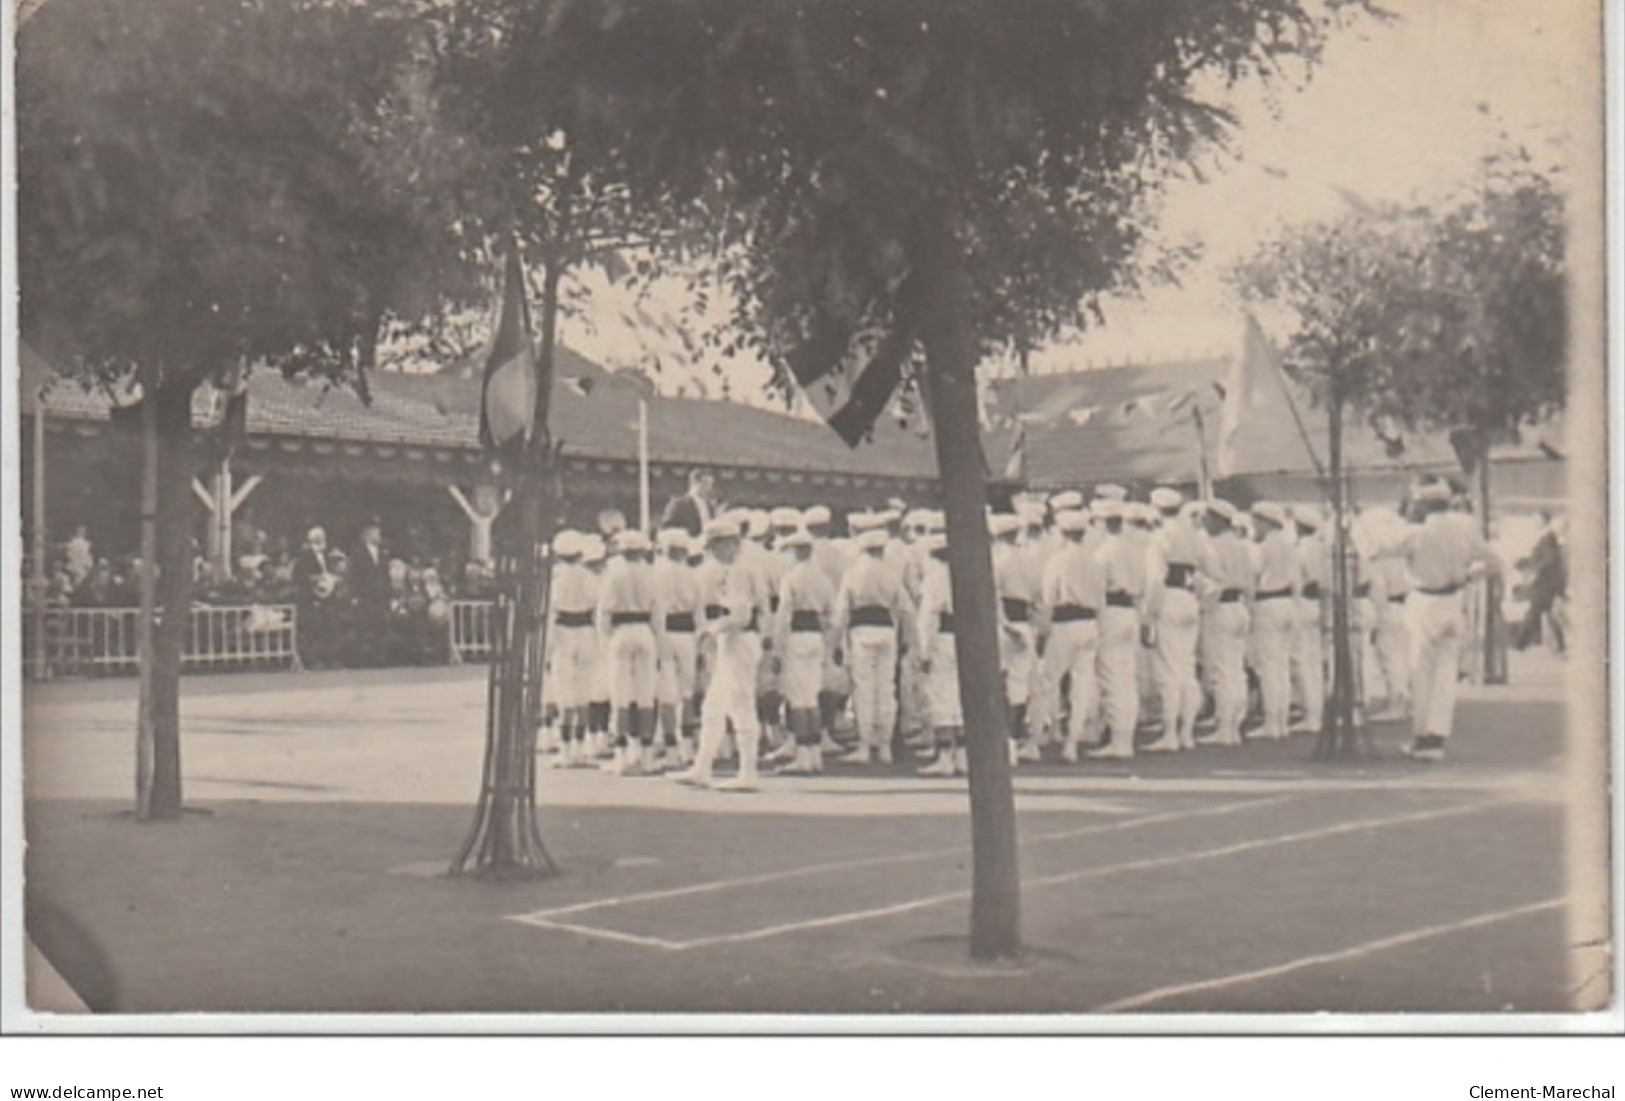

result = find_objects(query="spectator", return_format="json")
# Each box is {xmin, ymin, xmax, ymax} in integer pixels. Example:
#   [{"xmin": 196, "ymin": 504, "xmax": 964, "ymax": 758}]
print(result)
[
  {"xmin": 660, "ymin": 468, "xmax": 716, "ymax": 537},
  {"xmin": 64, "ymin": 526, "xmax": 93, "ymax": 587},
  {"xmin": 348, "ymin": 520, "xmax": 393, "ymax": 667}
]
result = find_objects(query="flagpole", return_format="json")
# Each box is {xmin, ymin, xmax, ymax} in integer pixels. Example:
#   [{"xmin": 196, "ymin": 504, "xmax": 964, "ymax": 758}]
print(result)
[
  {"xmin": 1191, "ymin": 401, "xmax": 1213, "ymax": 501},
  {"xmin": 637, "ymin": 394, "xmax": 650, "ymax": 532}
]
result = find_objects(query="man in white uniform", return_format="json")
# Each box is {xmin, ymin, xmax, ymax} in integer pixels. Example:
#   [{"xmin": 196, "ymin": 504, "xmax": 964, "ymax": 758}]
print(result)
[
  {"xmin": 806, "ymin": 504, "xmax": 856, "ymax": 744},
  {"xmin": 653, "ymin": 527, "xmax": 703, "ymax": 768},
  {"xmin": 1249, "ymin": 501, "xmax": 1299, "ymax": 741},
  {"xmin": 545, "ymin": 530, "xmax": 597, "ymax": 767},
  {"xmin": 598, "ymin": 530, "xmax": 665, "ymax": 775},
  {"xmin": 1143, "ymin": 487, "xmax": 1204, "ymax": 752},
  {"xmin": 1196, "ymin": 500, "xmax": 1254, "ymax": 747},
  {"xmin": 1090, "ymin": 499, "xmax": 1144, "ymax": 759},
  {"xmin": 672, "ymin": 514, "xmax": 771, "ymax": 791},
  {"xmin": 830, "ymin": 523, "xmax": 915, "ymax": 764},
  {"xmin": 915, "ymin": 533, "xmax": 966, "ymax": 776},
  {"xmin": 1290, "ymin": 504, "xmax": 1328, "ymax": 736},
  {"xmin": 1374, "ymin": 481, "xmax": 1499, "ymax": 761},
  {"xmin": 771, "ymin": 529, "xmax": 838, "ymax": 775},
  {"xmin": 991, "ymin": 512, "xmax": 1038, "ymax": 763},
  {"xmin": 1037, "ymin": 507, "xmax": 1103, "ymax": 762}
]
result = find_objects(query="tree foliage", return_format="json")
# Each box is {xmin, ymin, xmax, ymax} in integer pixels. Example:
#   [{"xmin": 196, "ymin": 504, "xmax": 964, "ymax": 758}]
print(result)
[
  {"xmin": 16, "ymin": 0, "xmax": 486, "ymax": 394},
  {"xmin": 1231, "ymin": 147, "xmax": 1566, "ymax": 441}
]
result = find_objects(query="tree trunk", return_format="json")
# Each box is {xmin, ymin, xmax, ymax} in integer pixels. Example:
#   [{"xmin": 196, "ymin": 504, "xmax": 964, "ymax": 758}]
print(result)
[
  {"xmin": 137, "ymin": 379, "xmax": 197, "ymax": 821},
  {"xmin": 911, "ymin": 215, "xmax": 1022, "ymax": 960},
  {"xmin": 1317, "ymin": 379, "xmax": 1362, "ymax": 758}
]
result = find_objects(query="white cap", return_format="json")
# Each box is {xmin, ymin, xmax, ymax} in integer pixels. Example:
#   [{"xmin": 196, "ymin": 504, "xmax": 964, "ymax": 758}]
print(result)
[
  {"xmin": 1015, "ymin": 499, "xmax": 1046, "ymax": 526},
  {"xmin": 1251, "ymin": 501, "xmax": 1288, "ymax": 528},
  {"xmin": 803, "ymin": 505, "xmax": 832, "ymax": 527},
  {"xmin": 705, "ymin": 514, "xmax": 745, "ymax": 541},
  {"xmin": 919, "ymin": 532, "xmax": 948, "ymax": 554},
  {"xmin": 1150, "ymin": 487, "xmax": 1183, "ymax": 511},
  {"xmin": 1414, "ymin": 481, "xmax": 1452, "ymax": 504},
  {"xmin": 1049, "ymin": 490, "xmax": 1083, "ymax": 511},
  {"xmin": 656, "ymin": 527, "xmax": 690, "ymax": 552},
  {"xmin": 1094, "ymin": 484, "xmax": 1128, "ymax": 502},
  {"xmin": 876, "ymin": 508, "xmax": 903, "ymax": 527},
  {"xmin": 921, "ymin": 509, "xmax": 946, "ymax": 533},
  {"xmin": 1292, "ymin": 504, "xmax": 1323, "ymax": 531},
  {"xmin": 745, "ymin": 509, "xmax": 772, "ymax": 538},
  {"xmin": 1127, "ymin": 502, "xmax": 1157, "ymax": 525},
  {"xmin": 902, "ymin": 508, "xmax": 928, "ymax": 530},
  {"xmin": 580, "ymin": 535, "xmax": 607, "ymax": 564},
  {"xmin": 1207, "ymin": 499, "xmax": 1239, "ymax": 523},
  {"xmin": 847, "ymin": 511, "xmax": 878, "ymax": 534},
  {"xmin": 1056, "ymin": 509, "xmax": 1089, "ymax": 535},
  {"xmin": 780, "ymin": 529, "xmax": 813, "ymax": 549},
  {"xmin": 552, "ymin": 530, "xmax": 583, "ymax": 557},
  {"xmin": 989, "ymin": 514, "xmax": 1021, "ymax": 538},
  {"xmin": 856, "ymin": 528, "xmax": 888, "ymax": 551},
  {"xmin": 1094, "ymin": 499, "xmax": 1125, "ymax": 521},
  {"xmin": 770, "ymin": 507, "xmax": 802, "ymax": 529},
  {"xmin": 1179, "ymin": 500, "xmax": 1205, "ymax": 520},
  {"xmin": 612, "ymin": 529, "xmax": 650, "ymax": 554}
]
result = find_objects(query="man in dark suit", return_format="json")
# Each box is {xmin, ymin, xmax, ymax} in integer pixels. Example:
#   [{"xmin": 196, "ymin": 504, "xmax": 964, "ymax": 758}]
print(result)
[
  {"xmin": 348, "ymin": 520, "xmax": 393, "ymax": 666},
  {"xmin": 660, "ymin": 469, "xmax": 715, "ymax": 537},
  {"xmin": 293, "ymin": 526, "xmax": 341, "ymax": 669}
]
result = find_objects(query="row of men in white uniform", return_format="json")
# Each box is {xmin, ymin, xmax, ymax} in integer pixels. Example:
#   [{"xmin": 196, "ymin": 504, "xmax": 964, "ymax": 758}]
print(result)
[{"xmin": 539, "ymin": 478, "xmax": 1492, "ymax": 789}]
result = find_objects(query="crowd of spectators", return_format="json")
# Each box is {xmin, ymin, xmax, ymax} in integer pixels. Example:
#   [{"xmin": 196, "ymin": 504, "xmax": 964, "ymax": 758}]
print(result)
[{"xmin": 25, "ymin": 520, "xmax": 503, "ymax": 672}]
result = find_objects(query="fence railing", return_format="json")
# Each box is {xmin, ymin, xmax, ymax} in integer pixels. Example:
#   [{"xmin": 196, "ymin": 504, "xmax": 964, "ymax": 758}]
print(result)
[
  {"xmin": 448, "ymin": 599, "xmax": 496, "ymax": 663},
  {"xmin": 25, "ymin": 604, "xmax": 302, "ymax": 680}
]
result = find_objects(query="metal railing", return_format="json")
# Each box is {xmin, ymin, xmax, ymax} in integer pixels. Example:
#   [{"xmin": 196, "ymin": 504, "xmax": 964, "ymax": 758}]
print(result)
[
  {"xmin": 25, "ymin": 604, "xmax": 301, "ymax": 680},
  {"xmin": 448, "ymin": 599, "xmax": 496, "ymax": 663}
]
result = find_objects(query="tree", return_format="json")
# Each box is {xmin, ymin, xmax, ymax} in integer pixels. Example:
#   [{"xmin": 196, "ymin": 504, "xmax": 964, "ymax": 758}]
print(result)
[
  {"xmin": 460, "ymin": 0, "xmax": 1372, "ymax": 958},
  {"xmin": 17, "ymin": 0, "xmax": 484, "ymax": 820}
]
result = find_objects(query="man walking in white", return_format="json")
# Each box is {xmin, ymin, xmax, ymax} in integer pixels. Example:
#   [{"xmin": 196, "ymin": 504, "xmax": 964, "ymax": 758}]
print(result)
[
  {"xmin": 915, "ymin": 533, "xmax": 966, "ymax": 776},
  {"xmin": 672, "ymin": 514, "xmax": 770, "ymax": 791},
  {"xmin": 991, "ymin": 512, "xmax": 1039, "ymax": 764},
  {"xmin": 653, "ymin": 527, "xmax": 703, "ymax": 768}
]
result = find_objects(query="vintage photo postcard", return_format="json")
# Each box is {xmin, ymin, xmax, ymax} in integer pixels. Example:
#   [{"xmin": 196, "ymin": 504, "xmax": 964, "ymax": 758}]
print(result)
[{"xmin": 3, "ymin": 0, "xmax": 1618, "ymax": 1036}]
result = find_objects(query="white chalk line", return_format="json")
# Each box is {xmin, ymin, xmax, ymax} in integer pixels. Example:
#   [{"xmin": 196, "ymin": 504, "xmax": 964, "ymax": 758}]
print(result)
[
  {"xmin": 1097, "ymin": 896, "xmax": 1567, "ymax": 1012},
  {"xmin": 512, "ymin": 798, "xmax": 1509, "ymax": 952},
  {"xmin": 511, "ymin": 794, "xmax": 1294, "ymax": 925}
]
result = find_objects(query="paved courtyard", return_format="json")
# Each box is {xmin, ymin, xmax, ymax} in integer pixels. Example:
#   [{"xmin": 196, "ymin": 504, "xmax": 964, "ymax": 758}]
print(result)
[{"xmin": 19, "ymin": 651, "xmax": 1607, "ymax": 1020}]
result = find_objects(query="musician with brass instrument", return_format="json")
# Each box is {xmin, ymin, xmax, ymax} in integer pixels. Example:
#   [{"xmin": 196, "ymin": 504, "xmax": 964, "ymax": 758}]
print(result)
[{"xmin": 293, "ymin": 525, "xmax": 343, "ymax": 669}]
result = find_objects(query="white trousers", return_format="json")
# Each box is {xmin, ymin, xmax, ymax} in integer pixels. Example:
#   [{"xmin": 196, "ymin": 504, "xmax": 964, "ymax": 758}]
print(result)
[
  {"xmin": 1407, "ymin": 592, "xmax": 1463, "ymax": 738},
  {"xmin": 1041, "ymin": 619, "xmax": 1099, "ymax": 744},
  {"xmin": 550, "ymin": 626, "xmax": 599, "ymax": 710},
  {"xmin": 1001, "ymin": 621, "xmax": 1037, "ymax": 708},
  {"xmin": 1355, "ymin": 596, "xmax": 1382, "ymax": 707},
  {"xmin": 694, "ymin": 631, "xmax": 764, "ymax": 780},
  {"xmin": 848, "ymin": 625, "xmax": 899, "ymax": 748},
  {"xmin": 1153, "ymin": 589, "xmax": 1201, "ymax": 745},
  {"xmin": 1098, "ymin": 606, "xmax": 1141, "ymax": 747},
  {"xmin": 1208, "ymin": 603, "xmax": 1251, "ymax": 741},
  {"xmin": 925, "ymin": 630, "xmax": 962, "ymax": 728},
  {"xmin": 1252, "ymin": 598, "xmax": 1296, "ymax": 738},
  {"xmin": 607, "ymin": 623, "xmax": 657, "ymax": 710},
  {"xmin": 657, "ymin": 631, "xmax": 698, "ymax": 707},
  {"xmin": 1291, "ymin": 596, "xmax": 1325, "ymax": 730},
  {"xmin": 780, "ymin": 630, "xmax": 825, "ymax": 710},
  {"xmin": 1376, "ymin": 598, "xmax": 1412, "ymax": 707}
]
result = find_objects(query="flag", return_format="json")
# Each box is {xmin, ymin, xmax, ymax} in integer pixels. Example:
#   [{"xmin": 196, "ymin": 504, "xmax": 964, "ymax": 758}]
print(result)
[
  {"xmin": 1217, "ymin": 313, "xmax": 1288, "ymax": 477},
  {"xmin": 1002, "ymin": 423, "xmax": 1026, "ymax": 482},
  {"xmin": 479, "ymin": 243, "xmax": 537, "ymax": 455},
  {"xmin": 783, "ymin": 313, "xmax": 912, "ymax": 448}
]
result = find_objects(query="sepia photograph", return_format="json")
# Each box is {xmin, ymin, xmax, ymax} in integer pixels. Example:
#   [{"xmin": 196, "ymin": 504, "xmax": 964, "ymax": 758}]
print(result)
[{"xmin": 2, "ymin": 0, "xmax": 1618, "ymax": 1052}]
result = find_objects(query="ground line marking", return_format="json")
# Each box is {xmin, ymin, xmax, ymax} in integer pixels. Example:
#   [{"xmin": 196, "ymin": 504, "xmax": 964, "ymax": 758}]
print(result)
[
  {"xmin": 514, "ymin": 799, "xmax": 1510, "ymax": 952},
  {"xmin": 1095, "ymin": 896, "xmax": 1567, "ymax": 1012},
  {"xmin": 510, "ymin": 794, "xmax": 1297, "ymax": 925}
]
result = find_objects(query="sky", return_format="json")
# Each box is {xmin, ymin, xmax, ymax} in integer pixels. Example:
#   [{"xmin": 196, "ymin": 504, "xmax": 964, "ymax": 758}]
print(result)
[{"xmin": 548, "ymin": 0, "xmax": 1601, "ymax": 399}]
